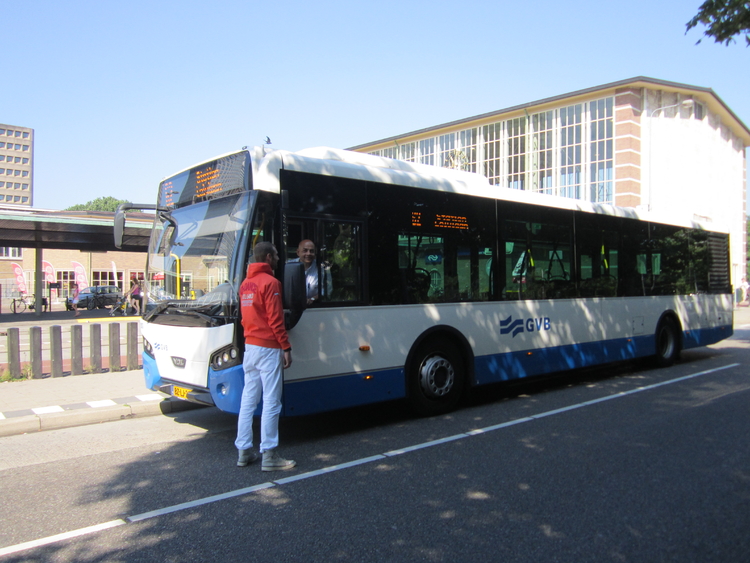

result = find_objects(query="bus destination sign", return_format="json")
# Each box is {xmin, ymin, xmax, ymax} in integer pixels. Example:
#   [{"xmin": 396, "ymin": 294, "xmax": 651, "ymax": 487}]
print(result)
[
  {"xmin": 411, "ymin": 211, "xmax": 469, "ymax": 230},
  {"xmin": 159, "ymin": 151, "xmax": 249, "ymax": 208}
]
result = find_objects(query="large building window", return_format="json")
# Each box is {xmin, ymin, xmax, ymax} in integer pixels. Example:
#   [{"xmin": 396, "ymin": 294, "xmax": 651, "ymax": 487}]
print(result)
[
  {"xmin": 457, "ymin": 128, "xmax": 477, "ymax": 173},
  {"xmin": 531, "ymin": 111, "xmax": 554, "ymax": 195},
  {"xmin": 507, "ymin": 117, "xmax": 526, "ymax": 190},
  {"xmin": 435, "ymin": 129, "xmax": 477, "ymax": 172},
  {"xmin": 438, "ymin": 133, "xmax": 455, "ymax": 168},
  {"xmin": 589, "ymin": 97, "xmax": 614, "ymax": 203},
  {"xmin": 399, "ymin": 142, "xmax": 416, "ymax": 162},
  {"xmin": 419, "ymin": 138, "xmax": 435, "ymax": 166},
  {"xmin": 369, "ymin": 141, "xmax": 416, "ymax": 162},
  {"xmin": 482, "ymin": 123, "xmax": 503, "ymax": 185},
  {"xmin": 559, "ymin": 104, "xmax": 582, "ymax": 199}
]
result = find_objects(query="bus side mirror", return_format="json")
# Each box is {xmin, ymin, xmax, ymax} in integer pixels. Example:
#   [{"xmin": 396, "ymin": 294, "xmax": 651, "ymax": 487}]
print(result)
[
  {"xmin": 283, "ymin": 261, "xmax": 307, "ymax": 329},
  {"xmin": 114, "ymin": 205, "xmax": 126, "ymax": 249},
  {"xmin": 114, "ymin": 202, "xmax": 165, "ymax": 249}
]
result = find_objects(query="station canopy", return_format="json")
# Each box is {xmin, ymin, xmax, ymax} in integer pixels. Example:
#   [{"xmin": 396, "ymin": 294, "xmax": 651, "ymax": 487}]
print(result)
[{"xmin": 0, "ymin": 206, "xmax": 152, "ymax": 252}]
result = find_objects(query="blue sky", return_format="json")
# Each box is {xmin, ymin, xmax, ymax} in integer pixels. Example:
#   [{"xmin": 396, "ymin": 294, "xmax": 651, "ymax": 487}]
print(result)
[{"xmin": 3, "ymin": 0, "xmax": 749, "ymax": 210}]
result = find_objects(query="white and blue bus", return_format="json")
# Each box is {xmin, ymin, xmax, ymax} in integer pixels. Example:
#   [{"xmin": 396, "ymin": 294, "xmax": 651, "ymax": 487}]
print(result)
[{"xmin": 115, "ymin": 146, "xmax": 733, "ymax": 417}]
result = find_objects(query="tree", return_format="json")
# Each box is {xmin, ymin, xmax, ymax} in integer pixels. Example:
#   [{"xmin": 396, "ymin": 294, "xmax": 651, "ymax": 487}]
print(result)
[
  {"xmin": 686, "ymin": 0, "xmax": 750, "ymax": 46},
  {"xmin": 65, "ymin": 196, "xmax": 132, "ymax": 212}
]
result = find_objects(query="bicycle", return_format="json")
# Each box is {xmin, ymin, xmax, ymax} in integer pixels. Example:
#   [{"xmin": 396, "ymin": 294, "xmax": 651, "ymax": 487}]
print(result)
[
  {"xmin": 11, "ymin": 294, "xmax": 29, "ymax": 314},
  {"xmin": 87, "ymin": 293, "xmax": 107, "ymax": 310},
  {"xmin": 10, "ymin": 294, "xmax": 47, "ymax": 314}
]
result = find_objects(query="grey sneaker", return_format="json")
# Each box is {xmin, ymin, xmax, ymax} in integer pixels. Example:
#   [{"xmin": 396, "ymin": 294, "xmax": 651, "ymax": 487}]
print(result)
[
  {"xmin": 261, "ymin": 449, "xmax": 296, "ymax": 471},
  {"xmin": 237, "ymin": 449, "xmax": 259, "ymax": 467}
]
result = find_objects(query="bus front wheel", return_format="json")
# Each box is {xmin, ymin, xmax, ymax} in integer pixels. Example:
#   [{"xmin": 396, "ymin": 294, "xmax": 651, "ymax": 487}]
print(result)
[
  {"xmin": 408, "ymin": 338, "xmax": 465, "ymax": 416},
  {"xmin": 654, "ymin": 317, "xmax": 680, "ymax": 367}
]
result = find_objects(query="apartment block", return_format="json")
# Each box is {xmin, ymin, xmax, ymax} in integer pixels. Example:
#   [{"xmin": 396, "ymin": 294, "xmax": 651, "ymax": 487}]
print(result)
[{"xmin": 0, "ymin": 123, "xmax": 33, "ymax": 207}]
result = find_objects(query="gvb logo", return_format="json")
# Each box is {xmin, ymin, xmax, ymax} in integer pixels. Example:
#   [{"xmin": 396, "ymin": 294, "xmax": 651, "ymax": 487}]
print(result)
[{"xmin": 500, "ymin": 315, "xmax": 551, "ymax": 338}]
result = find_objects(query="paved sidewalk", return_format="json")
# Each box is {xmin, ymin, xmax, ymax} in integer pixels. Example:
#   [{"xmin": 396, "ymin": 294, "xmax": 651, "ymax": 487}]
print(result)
[
  {"xmin": 1, "ymin": 305, "xmax": 748, "ymax": 438},
  {"xmin": 0, "ymin": 368, "xmax": 203, "ymax": 437}
]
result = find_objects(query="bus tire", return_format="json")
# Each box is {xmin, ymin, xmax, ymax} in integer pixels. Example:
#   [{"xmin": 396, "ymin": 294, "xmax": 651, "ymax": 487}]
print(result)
[
  {"xmin": 408, "ymin": 338, "xmax": 465, "ymax": 416},
  {"xmin": 654, "ymin": 317, "xmax": 680, "ymax": 367}
]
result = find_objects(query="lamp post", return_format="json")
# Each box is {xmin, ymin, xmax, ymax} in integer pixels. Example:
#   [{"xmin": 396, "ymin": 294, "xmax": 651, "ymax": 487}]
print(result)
[{"xmin": 647, "ymin": 98, "xmax": 695, "ymax": 211}]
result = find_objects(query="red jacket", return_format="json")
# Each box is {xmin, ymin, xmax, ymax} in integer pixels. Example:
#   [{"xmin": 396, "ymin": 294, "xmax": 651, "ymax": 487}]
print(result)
[{"xmin": 240, "ymin": 262, "xmax": 291, "ymax": 350}]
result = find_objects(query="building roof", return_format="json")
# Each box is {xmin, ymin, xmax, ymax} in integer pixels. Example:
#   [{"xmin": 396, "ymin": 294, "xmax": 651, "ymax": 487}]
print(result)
[{"xmin": 348, "ymin": 76, "xmax": 750, "ymax": 150}]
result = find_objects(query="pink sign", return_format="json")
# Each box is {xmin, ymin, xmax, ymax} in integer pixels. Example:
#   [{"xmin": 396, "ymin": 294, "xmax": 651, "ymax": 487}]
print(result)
[
  {"xmin": 10, "ymin": 263, "xmax": 27, "ymax": 294},
  {"xmin": 42, "ymin": 260, "xmax": 56, "ymax": 284},
  {"xmin": 71, "ymin": 261, "xmax": 88, "ymax": 289}
]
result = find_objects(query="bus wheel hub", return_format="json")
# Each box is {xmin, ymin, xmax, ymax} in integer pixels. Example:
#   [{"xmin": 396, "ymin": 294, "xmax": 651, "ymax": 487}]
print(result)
[{"xmin": 420, "ymin": 356, "xmax": 454, "ymax": 398}]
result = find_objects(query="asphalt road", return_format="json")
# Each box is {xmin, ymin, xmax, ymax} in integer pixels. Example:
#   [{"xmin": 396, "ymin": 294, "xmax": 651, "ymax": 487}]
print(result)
[{"xmin": 1, "ymin": 330, "xmax": 749, "ymax": 562}]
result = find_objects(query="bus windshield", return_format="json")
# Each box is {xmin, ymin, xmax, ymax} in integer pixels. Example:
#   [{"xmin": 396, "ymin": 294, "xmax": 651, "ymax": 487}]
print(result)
[{"xmin": 145, "ymin": 191, "xmax": 253, "ymax": 311}]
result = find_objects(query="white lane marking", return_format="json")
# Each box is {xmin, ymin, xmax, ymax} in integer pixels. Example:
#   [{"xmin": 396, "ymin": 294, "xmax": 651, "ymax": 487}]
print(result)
[
  {"xmin": 2, "ymin": 362, "xmax": 740, "ymax": 556},
  {"xmin": 87, "ymin": 400, "xmax": 117, "ymax": 408},
  {"xmin": 135, "ymin": 394, "xmax": 163, "ymax": 402},
  {"xmin": 384, "ymin": 433, "xmax": 466, "ymax": 457},
  {"xmin": 0, "ymin": 520, "xmax": 126, "ymax": 557},
  {"xmin": 275, "ymin": 454, "xmax": 386, "ymax": 485},
  {"xmin": 127, "ymin": 483, "xmax": 275, "ymax": 522},
  {"xmin": 31, "ymin": 406, "xmax": 64, "ymax": 414}
]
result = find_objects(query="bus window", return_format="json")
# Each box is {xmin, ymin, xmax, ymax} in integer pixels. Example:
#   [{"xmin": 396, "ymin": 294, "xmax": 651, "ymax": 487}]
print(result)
[
  {"xmin": 398, "ymin": 233, "xmax": 437, "ymax": 303},
  {"xmin": 578, "ymin": 228, "xmax": 619, "ymax": 297},
  {"xmin": 503, "ymin": 219, "xmax": 572, "ymax": 300},
  {"xmin": 319, "ymin": 221, "xmax": 362, "ymax": 303}
]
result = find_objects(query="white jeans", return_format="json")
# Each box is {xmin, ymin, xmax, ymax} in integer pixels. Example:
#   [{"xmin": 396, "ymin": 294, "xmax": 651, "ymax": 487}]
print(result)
[{"xmin": 234, "ymin": 344, "xmax": 284, "ymax": 453}]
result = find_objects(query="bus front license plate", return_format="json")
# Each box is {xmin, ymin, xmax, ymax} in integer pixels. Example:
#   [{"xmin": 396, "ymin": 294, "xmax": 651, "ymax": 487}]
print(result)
[{"xmin": 173, "ymin": 385, "xmax": 191, "ymax": 400}]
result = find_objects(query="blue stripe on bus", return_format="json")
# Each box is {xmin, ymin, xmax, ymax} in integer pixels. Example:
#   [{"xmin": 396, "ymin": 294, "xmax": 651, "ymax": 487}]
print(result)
[
  {"xmin": 682, "ymin": 325, "xmax": 733, "ymax": 349},
  {"xmin": 475, "ymin": 335, "xmax": 653, "ymax": 384},
  {"xmin": 475, "ymin": 324, "xmax": 732, "ymax": 385},
  {"xmin": 283, "ymin": 368, "xmax": 407, "ymax": 416}
]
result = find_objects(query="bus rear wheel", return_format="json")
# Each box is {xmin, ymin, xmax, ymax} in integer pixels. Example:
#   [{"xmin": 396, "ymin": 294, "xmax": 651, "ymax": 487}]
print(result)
[
  {"xmin": 654, "ymin": 317, "xmax": 680, "ymax": 367},
  {"xmin": 408, "ymin": 338, "xmax": 465, "ymax": 416}
]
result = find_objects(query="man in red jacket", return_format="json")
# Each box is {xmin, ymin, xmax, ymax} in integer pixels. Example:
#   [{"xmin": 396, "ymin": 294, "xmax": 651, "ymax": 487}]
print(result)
[{"xmin": 234, "ymin": 241, "xmax": 295, "ymax": 471}]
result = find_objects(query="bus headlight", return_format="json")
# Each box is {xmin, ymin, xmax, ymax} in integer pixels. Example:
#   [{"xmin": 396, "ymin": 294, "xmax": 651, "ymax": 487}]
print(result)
[
  {"xmin": 210, "ymin": 344, "xmax": 241, "ymax": 371},
  {"xmin": 143, "ymin": 337, "xmax": 154, "ymax": 357}
]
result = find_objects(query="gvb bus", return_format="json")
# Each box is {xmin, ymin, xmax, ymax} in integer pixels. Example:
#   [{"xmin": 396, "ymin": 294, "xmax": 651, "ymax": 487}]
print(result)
[{"xmin": 115, "ymin": 146, "xmax": 733, "ymax": 417}]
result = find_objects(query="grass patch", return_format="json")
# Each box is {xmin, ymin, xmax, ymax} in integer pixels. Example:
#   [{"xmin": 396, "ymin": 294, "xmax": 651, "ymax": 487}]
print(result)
[{"xmin": 0, "ymin": 364, "xmax": 33, "ymax": 382}]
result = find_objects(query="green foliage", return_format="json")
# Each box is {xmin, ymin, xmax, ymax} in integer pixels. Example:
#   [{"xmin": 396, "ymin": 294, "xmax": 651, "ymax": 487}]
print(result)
[
  {"xmin": 686, "ymin": 0, "xmax": 750, "ymax": 46},
  {"xmin": 65, "ymin": 196, "xmax": 131, "ymax": 212},
  {"xmin": 0, "ymin": 364, "xmax": 33, "ymax": 382}
]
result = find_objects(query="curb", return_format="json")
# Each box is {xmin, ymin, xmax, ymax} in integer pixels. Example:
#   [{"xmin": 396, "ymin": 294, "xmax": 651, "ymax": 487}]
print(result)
[{"xmin": 0, "ymin": 398, "xmax": 205, "ymax": 437}]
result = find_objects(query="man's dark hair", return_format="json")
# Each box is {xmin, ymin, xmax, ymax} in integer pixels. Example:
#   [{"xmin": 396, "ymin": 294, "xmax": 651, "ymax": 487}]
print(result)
[{"xmin": 253, "ymin": 241, "xmax": 276, "ymax": 263}]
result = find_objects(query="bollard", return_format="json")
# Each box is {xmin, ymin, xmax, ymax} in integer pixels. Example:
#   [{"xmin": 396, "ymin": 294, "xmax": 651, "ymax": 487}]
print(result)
[
  {"xmin": 50, "ymin": 325, "xmax": 63, "ymax": 377},
  {"xmin": 90, "ymin": 324, "xmax": 102, "ymax": 374},
  {"xmin": 30, "ymin": 326, "xmax": 43, "ymax": 378},
  {"xmin": 127, "ymin": 322, "xmax": 139, "ymax": 371},
  {"xmin": 108, "ymin": 323, "xmax": 121, "ymax": 373},
  {"xmin": 71, "ymin": 324, "xmax": 84, "ymax": 375},
  {"xmin": 7, "ymin": 327, "xmax": 21, "ymax": 379}
]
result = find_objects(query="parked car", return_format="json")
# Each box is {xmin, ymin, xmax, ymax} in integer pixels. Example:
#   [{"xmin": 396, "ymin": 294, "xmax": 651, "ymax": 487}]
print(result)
[{"xmin": 73, "ymin": 285, "xmax": 123, "ymax": 310}]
